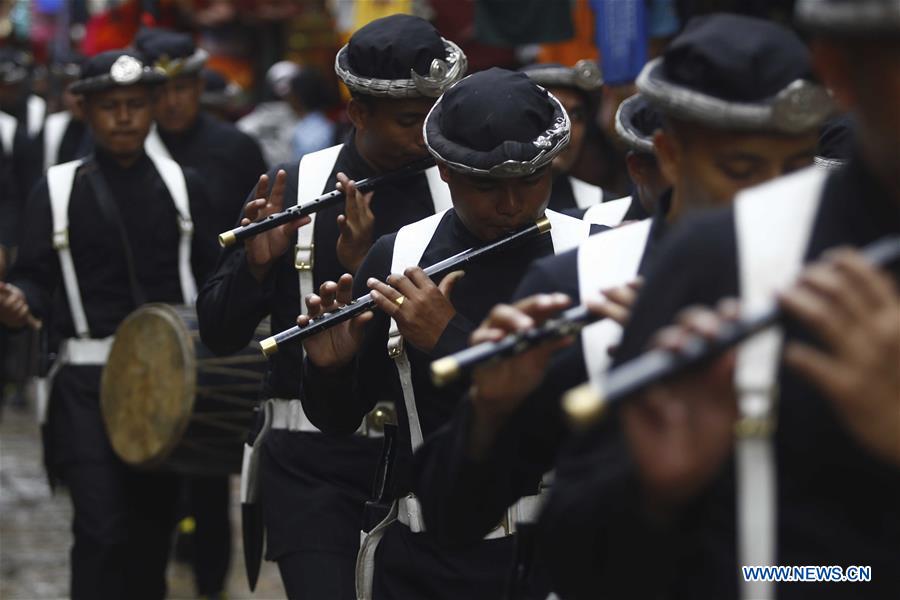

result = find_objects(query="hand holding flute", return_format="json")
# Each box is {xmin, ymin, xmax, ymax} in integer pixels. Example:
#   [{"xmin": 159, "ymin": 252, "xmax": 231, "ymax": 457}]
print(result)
[
  {"xmin": 298, "ymin": 266, "xmax": 465, "ymax": 369},
  {"xmin": 243, "ymin": 170, "xmax": 311, "ymax": 283},
  {"xmin": 299, "ymin": 274, "xmax": 372, "ymax": 370},
  {"xmin": 0, "ymin": 282, "xmax": 41, "ymax": 330}
]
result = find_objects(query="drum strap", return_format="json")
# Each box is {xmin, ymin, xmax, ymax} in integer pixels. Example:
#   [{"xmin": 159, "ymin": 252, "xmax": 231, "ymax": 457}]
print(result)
[
  {"xmin": 582, "ymin": 196, "xmax": 632, "ymax": 227},
  {"xmin": 0, "ymin": 111, "xmax": 17, "ymax": 157},
  {"xmin": 578, "ymin": 219, "xmax": 652, "ymax": 390},
  {"xmin": 146, "ymin": 152, "xmax": 196, "ymax": 305},
  {"xmin": 47, "ymin": 159, "xmax": 90, "ymax": 338},
  {"xmin": 733, "ymin": 167, "xmax": 826, "ymax": 600},
  {"xmin": 42, "ymin": 111, "xmax": 72, "ymax": 172},
  {"xmin": 569, "ymin": 175, "xmax": 603, "ymax": 210},
  {"xmin": 26, "ymin": 94, "xmax": 46, "ymax": 139},
  {"xmin": 144, "ymin": 124, "xmax": 173, "ymax": 162}
]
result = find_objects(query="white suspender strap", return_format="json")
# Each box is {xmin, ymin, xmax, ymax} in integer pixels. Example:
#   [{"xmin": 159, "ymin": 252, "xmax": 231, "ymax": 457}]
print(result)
[
  {"xmin": 569, "ymin": 175, "xmax": 603, "ymax": 209},
  {"xmin": 295, "ymin": 144, "xmax": 344, "ymax": 302},
  {"xmin": 545, "ymin": 208, "xmax": 592, "ymax": 254},
  {"xmin": 47, "ymin": 159, "xmax": 90, "ymax": 338},
  {"xmin": 424, "ymin": 165, "xmax": 453, "ymax": 213},
  {"xmin": 26, "ymin": 94, "xmax": 46, "ymax": 139},
  {"xmin": 387, "ymin": 210, "xmax": 449, "ymax": 452},
  {"xmin": 42, "ymin": 111, "xmax": 72, "ymax": 172},
  {"xmin": 0, "ymin": 111, "xmax": 16, "ymax": 157},
  {"xmin": 733, "ymin": 167, "xmax": 827, "ymax": 600},
  {"xmin": 582, "ymin": 196, "xmax": 633, "ymax": 227},
  {"xmin": 146, "ymin": 153, "xmax": 197, "ymax": 305},
  {"xmin": 144, "ymin": 124, "xmax": 174, "ymax": 162},
  {"xmin": 577, "ymin": 219, "xmax": 652, "ymax": 390}
]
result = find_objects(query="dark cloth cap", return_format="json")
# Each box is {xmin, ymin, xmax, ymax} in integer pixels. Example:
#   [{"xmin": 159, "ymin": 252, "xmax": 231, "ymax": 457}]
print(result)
[
  {"xmin": 664, "ymin": 13, "xmax": 813, "ymax": 103},
  {"xmin": 637, "ymin": 13, "xmax": 834, "ymax": 134},
  {"xmin": 134, "ymin": 28, "xmax": 207, "ymax": 76},
  {"xmin": 425, "ymin": 68, "xmax": 569, "ymax": 177},
  {"xmin": 615, "ymin": 94, "xmax": 661, "ymax": 154},
  {"xmin": 336, "ymin": 14, "xmax": 466, "ymax": 98},
  {"xmin": 70, "ymin": 50, "xmax": 166, "ymax": 95},
  {"xmin": 796, "ymin": 0, "xmax": 900, "ymax": 36},
  {"xmin": 347, "ymin": 14, "xmax": 446, "ymax": 79}
]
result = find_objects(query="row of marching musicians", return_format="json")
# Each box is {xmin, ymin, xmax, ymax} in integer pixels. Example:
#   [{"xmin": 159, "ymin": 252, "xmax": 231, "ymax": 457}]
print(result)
[{"xmin": 2, "ymin": 2, "xmax": 899, "ymax": 599}]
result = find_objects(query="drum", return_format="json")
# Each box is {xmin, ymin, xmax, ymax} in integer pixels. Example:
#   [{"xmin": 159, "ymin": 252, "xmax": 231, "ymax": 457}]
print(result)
[{"xmin": 101, "ymin": 304, "xmax": 267, "ymax": 475}]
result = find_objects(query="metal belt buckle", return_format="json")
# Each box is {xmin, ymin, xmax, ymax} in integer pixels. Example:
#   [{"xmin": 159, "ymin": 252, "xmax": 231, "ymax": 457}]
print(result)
[
  {"xmin": 365, "ymin": 402, "xmax": 396, "ymax": 435},
  {"xmin": 178, "ymin": 216, "xmax": 194, "ymax": 235},
  {"xmin": 734, "ymin": 416, "xmax": 776, "ymax": 438},
  {"xmin": 295, "ymin": 243, "xmax": 314, "ymax": 271},
  {"xmin": 52, "ymin": 229, "xmax": 69, "ymax": 250},
  {"xmin": 387, "ymin": 330, "xmax": 404, "ymax": 358},
  {"xmin": 735, "ymin": 384, "xmax": 778, "ymax": 438}
]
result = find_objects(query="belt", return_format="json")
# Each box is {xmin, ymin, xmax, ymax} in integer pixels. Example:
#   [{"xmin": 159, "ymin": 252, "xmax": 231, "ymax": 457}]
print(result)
[
  {"xmin": 269, "ymin": 399, "xmax": 395, "ymax": 438},
  {"xmin": 396, "ymin": 492, "xmax": 544, "ymax": 540},
  {"xmin": 58, "ymin": 336, "xmax": 114, "ymax": 365}
]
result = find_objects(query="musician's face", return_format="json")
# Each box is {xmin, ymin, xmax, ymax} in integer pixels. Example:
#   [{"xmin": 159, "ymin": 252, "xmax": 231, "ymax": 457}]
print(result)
[
  {"xmin": 813, "ymin": 38, "xmax": 900, "ymax": 198},
  {"xmin": 349, "ymin": 96, "xmax": 433, "ymax": 171},
  {"xmin": 654, "ymin": 123, "xmax": 817, "ymax": 221},
  {"xmin": 82, "ymin": 85, "xmax": 154, "ymax": 159},
  {"xmin": 440, "ymin": 163, "xmax": 553, "ymax": 242},
  {"xmin": 549, "ymin": 87, "xmax": 587, "ymax": 176},
  {"xmin": 153, "ymin": 74, "xmax": 202, "ymax": 133}
]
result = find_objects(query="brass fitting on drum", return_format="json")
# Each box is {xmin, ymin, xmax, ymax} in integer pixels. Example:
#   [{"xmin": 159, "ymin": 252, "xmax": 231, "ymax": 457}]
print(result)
[{"xmin": 366, "ymin": 402, "xmax": 396, "ymax": 434}]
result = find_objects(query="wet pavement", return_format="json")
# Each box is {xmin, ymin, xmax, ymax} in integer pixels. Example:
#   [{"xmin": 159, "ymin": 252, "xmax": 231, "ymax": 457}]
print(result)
[{"xmin": 0, "ymin": 400, "xmax": 286, "ymax": 599}]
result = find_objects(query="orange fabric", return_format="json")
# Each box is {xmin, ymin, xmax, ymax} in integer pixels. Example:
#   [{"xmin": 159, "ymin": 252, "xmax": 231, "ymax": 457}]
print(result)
[{"xmin": 537, "ymin": 0, "xmax": 599, "ymax": 65}]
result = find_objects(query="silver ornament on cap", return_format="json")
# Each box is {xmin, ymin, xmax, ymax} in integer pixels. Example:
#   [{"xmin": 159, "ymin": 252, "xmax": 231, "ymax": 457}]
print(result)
[{"xmin": 110, "ymin": 55, "xmax": 143, "ymax": 85}]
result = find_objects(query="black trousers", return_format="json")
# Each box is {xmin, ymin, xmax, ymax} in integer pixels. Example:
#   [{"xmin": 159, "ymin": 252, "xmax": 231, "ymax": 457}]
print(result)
[
  {"xmin": 183, "ymin": 474, "xmax": 232, "ymax": 595},
  {"xmin": 372, "ymin": 521, "xmax": 515, "ymax": 600},
  {"xmin": 61, "ymin": 460, "xmax": 180, "ymax": 600},
  {"xmin": 276, "ymin": 550, "xmax": 357, "ymax": 600}
]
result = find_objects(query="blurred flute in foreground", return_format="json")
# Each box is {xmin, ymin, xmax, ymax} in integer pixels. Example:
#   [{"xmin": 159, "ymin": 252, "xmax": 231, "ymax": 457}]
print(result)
[{"xmin": 562, "ymin": 235, "xmax": 900, "ymax": 428}]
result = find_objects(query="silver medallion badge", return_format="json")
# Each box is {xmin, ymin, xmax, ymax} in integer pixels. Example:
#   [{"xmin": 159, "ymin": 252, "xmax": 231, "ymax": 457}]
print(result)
[{"xmin": 110, "ymin": 55, "xmax": 143, "ymax": 85}]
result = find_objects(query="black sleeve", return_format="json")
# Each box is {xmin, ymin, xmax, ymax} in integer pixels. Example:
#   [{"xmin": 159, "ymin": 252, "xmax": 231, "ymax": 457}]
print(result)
[
  {"xmin": 301, "ymin": 233, "xmax": 396, "ymax": 434},
  {"xmin": 185, "ymin": 170, "xmax": 223, "ymax": 288},
  {"xmin": 195, "ymin": 166, "xmax": 291, "ymax": 356},
  {"xmin": 613, "ymin": 208, "xmax": 738, "ymax": 366},
  {"xmin": 413, "ymin": 250, "xmax": 582, "ymax": 544},
  {"xmin": 538, "ymin": 429, "xmax": 695, "ymax": 600},
  {"xmin": 0, "ymin": 152, "xmax": 17, "ymax": 249},
  {"xmin": 238, "ymin": 132, "xmax": 268, "ymax": 196},
  {"xmin": 7, "ymin": 179, "xmax": 59, "ymax": 321}
]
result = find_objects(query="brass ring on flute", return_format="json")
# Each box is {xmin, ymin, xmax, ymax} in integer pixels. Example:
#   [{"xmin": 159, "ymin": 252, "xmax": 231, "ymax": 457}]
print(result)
[{"xmin": 394, "ymin": 295, "xmax": 406, "ymax": 307}]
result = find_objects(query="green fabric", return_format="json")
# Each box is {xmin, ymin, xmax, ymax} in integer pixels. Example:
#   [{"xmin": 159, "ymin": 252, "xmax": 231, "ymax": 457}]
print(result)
[{"xmin": 475, "ymin": 0, "xmax": 575, "ymax": 46}]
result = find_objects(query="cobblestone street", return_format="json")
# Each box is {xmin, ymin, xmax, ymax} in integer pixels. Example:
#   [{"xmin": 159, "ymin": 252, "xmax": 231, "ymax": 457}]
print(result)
[{"xmin": 0, "ymin": 401, "xmax": 285, "ymax": 599}]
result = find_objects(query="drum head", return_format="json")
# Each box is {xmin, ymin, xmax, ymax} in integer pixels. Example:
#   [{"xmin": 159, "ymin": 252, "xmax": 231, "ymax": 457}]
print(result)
[{"xmin": 101, "ymin": 304, "xmax": 196, "ymax": 468}]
